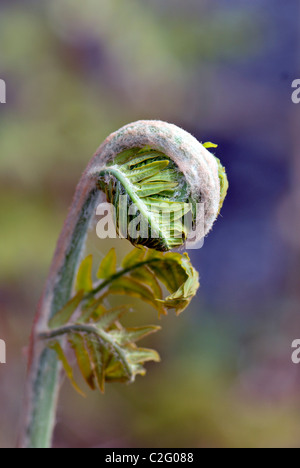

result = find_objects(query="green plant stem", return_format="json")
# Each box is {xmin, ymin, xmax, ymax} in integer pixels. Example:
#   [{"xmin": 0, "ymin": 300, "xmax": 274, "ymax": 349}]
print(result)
[
  {"xmin": 40, "ymin": 323, "xmax": 112, "ymax": 339},
  {"xmin": 85, "ymin": 258, "xmax": 161, "ymax": 299},
  {"xmin": 19, "ymin": 187, "xmax": 101, "ymax": 448},
  {"xmin": 39, "ymin": 324, "xmax": 132, "ymax": 379}
]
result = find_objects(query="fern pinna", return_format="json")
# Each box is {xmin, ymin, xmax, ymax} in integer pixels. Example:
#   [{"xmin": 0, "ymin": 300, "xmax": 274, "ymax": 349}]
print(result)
[{"xmin": 42, "ymin": 248, "xmax": 199, "ymax": 394}]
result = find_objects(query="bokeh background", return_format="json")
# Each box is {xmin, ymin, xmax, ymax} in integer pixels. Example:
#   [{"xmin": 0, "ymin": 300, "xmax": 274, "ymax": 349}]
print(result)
[{"xmin": 1, "ymin": 0, "xmax": 300, "ymax": 448}]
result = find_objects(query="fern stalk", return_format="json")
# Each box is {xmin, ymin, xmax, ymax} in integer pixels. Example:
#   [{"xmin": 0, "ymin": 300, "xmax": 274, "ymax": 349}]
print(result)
[
  {"xmin": 20, "ymin": 189, "xmax": 101, "ymax": 448},
  {"xmin": 19, "ymin": 121, "xmax": 227, "ymax": 448}
]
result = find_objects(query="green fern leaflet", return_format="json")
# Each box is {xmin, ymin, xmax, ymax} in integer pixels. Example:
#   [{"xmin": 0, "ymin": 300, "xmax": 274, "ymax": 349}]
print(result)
[{"xmin": 42, "ymin": 247, "xmax": 199, "ymax": 394}]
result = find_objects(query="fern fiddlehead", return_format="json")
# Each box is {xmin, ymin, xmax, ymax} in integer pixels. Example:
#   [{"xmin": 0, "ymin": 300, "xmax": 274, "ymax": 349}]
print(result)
[
  {"xmin": 93, "ymin": 121, "xmax": 227, "ymax": 249},
  {"xmin": 19, "ymin": 121, "xmax": 228, "ymax": 448}
]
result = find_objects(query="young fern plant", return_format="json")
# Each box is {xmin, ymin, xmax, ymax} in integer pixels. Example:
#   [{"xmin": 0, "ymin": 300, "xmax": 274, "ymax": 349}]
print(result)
[{"xmin": 20, "ymin": 121, "xmax": 228, "ymax": 448}]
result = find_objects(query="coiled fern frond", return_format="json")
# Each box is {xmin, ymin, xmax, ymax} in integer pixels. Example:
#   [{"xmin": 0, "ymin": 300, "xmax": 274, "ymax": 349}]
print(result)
[
  {"xmin": 21, "ymin": 121, "xmax": 228, "ymax": 448},
  {"xmin": 98, "ymin": 146, "xmax": 195, "ymax": 250}
]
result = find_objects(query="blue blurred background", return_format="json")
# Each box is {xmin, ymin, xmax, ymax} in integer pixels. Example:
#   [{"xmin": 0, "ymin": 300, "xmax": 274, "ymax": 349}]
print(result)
[{"xmin": 1, "ymin": 0, "xmax": 300, "ymax": 448}]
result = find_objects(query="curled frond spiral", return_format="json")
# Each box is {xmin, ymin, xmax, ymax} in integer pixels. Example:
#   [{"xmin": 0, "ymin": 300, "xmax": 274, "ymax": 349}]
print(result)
[{"xmin": 89, "ymin": 121, "xmax": 228, "ymax": 250}]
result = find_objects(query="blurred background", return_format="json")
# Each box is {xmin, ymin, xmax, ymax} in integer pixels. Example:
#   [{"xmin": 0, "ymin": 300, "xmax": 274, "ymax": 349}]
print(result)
[{"xmin": 0, "ymin": 0, "xmax": 300, "ymax": 448}]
